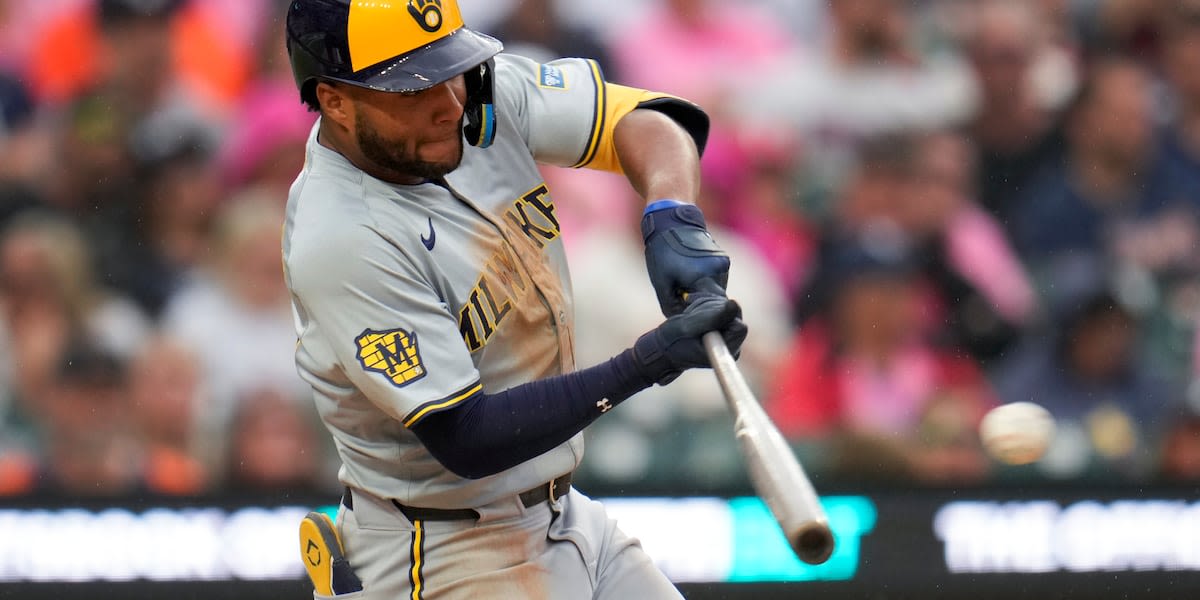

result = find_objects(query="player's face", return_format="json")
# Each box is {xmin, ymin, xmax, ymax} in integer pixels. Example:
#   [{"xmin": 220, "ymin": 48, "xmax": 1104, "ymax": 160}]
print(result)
[{"xmin": 351, "ymin": 75, "xmax": 468, "ymax": 181}]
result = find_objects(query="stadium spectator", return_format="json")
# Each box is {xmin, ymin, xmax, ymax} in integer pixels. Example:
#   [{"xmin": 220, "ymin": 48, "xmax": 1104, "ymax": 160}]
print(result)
[
  {"xmin": 1011, "ymin": 57, "xmax": 1196, "ymax": 272},
  {"xmin": 1032, "ymin": 0, "xmax": 1086, "ymax": 56},
  {"xmin": 0, "ymin": 214, "xmax": 149, "ymax": 409},
  {"xmin": 611, "ymin": 0, "xmax": 797, "ymax": 237},
  {"xmin": 489, "ymin": 0, "xmax": 618, "ymax": 79},
  {"xmin": 746, "ymin": 0, "xmax": 827, "ymax": 40},
  {"xmin": 965, "ymin": 0, "xmax": 1069, "ymax": 222},
  {"xmin": 171, "ymin": 0, "xmax": 278, "ymax": 115},
  {"xmin": 32, "ymin": 345, "xmax": 142, "ymax": 497},
  {"xmin": 20, "ymin": 0, "xmax": 102, "ymax": 106},
  {"xmin": 993, "ymin": 285, "xmax": 1177, "ymax": 481},
  {"xmin": 612, "ymin": 0, "xmax": 793, "ymax": 107},
  {"xmin": 90, "ymin": 0, "xmax": 184, "ymax": 116},
  {"xmin": 794, "ymin": 132, "xmax": 1034, "ymax": 363},
  {"xmin": 1080, "ymin": 0, "xmax": 1200, "ymax": 65},
  {"xmin": 793, "ymin": 135, "xmax": 919, "ymax": 326},
  {"xmin": 0, "ymin": 74, "xmax": 48, "ymax": 188},
  {"xmin": 908, "ymin": 130, "xmax": 1038, "ymax": 361},
  {"xmin": 770, "ymin": 237, "xmax": 995, "ymax": 484},
  {"xmin": 0, "ymin": 69, "xmax": 32, "ymax": 145},
  {"xmin": 37, "ymin": 1, "xmax": 219, "ymax": 236},
  {"xmin": 0, "ymin": 449, "xmax": 34, "ymax": 496},
  {"xmin": 127, "ymin": 336, "xmax": 211, "ymax": 496},
  {"xmin": 1160, "ymin": 410, "xmax": 1200, "ymax": 481},
  {"xmin": 216, "ymin": 85, "xmax": 315, "ymax": 197},
  {"xmin": 215, "ymin": 3, "xmax": 315, "ymax": 197},
  {"xmin": 705, "ymin": 133, "xmax": 816, "ymax": 300},
  {"xmin": 97, "ymin": 122, "xmax": 222, "ymax": 316},
  {"xmin": 160, "ymin": 194, "xmax": 306, "ymax": 429},
  {"xmin": 1160, "ymin": 7, "xmax": 1200, "ymax": 201},
  {"xmin": 0, "ymin": 184, "xmax": 42, "ymax": 233},
  {"xmin": 225, "ymin": 387, "xmax": 329, "ymax": 494},
  {"xmin": 20, "ymin": 0, "xmax": 267, "ymax": 115},
  {"xmin": 737, "ymin": 0, "xmax": 974, "ymax": 209},
  {"xmin": 47, "ymin": 92, "xmax": 138, "ymax": 217}
]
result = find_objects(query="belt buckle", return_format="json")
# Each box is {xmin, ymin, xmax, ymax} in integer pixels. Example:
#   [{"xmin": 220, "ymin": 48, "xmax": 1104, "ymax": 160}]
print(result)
[{"xmin": 548, "ymin": 477, "xmax": 561, "ymax": 504}]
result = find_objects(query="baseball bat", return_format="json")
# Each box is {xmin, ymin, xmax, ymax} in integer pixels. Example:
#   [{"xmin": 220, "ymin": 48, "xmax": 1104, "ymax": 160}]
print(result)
[{"xmin": 703, "ymin": 331, "xmax": 835, "ymax": 565}]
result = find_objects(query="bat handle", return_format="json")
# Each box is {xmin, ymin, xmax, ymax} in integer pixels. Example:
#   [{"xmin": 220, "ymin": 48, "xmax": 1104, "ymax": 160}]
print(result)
[
  {"xmin": 703, "ymin": 331, "xmax": 752, "ymax": 403},
  {"xmin": 703, "ymin": 331, "xmax": 736, "ymax": 376}
]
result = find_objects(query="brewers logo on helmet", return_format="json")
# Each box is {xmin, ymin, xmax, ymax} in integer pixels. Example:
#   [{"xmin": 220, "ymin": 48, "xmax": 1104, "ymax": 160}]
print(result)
[
  {"xmin": 409, "ymin": 0, "xmax": 444, "ymax": 32},
  {"xmin": 286, "ymin": 0, "xmax": 502, "ymax": 146}
]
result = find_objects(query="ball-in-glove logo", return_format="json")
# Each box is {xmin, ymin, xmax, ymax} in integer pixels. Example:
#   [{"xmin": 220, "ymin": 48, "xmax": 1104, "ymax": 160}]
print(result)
[
  {"xmin": 408, "ymin": 0, "xmax": 444, "ymax": 32},
  {"xmin": 355, "ymin": 327, "xmax": 427, "ymax": 387}
]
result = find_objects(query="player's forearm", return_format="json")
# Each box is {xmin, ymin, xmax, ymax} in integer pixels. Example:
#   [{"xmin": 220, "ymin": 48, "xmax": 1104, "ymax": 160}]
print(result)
[
  {"xmin": 614, "ymin": 108, "xmax": 702, "ymax": 205},
  {"xmin": 410, "ymin": 350, "xmax": 654, "ymax": 479},
  {"xmin": 411, "ymin": 296, "xmax": 745, "ymax": 479}
]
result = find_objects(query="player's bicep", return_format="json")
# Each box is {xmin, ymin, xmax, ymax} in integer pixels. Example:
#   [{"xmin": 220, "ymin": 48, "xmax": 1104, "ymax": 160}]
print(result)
[
  {"xmin": 496, "ymin": 55, "xmax": 597, "ymax": 166},
  {"xmin": 498, "ymin": 54, "xmax": 708, "ymax": 173}
]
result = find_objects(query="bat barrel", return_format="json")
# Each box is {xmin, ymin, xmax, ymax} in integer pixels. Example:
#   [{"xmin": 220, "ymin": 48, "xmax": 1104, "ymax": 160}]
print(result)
[{"xmin": 792, "ymin": 523, "xmax": 836, "ymax": 565}]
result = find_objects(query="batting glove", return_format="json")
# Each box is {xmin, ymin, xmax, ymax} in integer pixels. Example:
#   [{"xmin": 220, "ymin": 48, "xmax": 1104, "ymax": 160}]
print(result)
[
  {"xmin": 642, "ymin": 200, "xmax": 731, "ymax": 317},
  {"xmin": 632, "ymin": 295, "xmax": 748, "ymax": 385}
]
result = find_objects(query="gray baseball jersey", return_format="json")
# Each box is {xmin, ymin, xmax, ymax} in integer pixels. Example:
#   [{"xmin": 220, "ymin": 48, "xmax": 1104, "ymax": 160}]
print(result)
[{"xmin": 283, "ymin": 53, "xmax": 689, "ymax": 510}]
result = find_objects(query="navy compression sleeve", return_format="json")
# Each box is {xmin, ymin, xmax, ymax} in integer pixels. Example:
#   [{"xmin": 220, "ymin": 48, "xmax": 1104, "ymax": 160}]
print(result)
[{"xmin": 409, "ymin": 349, "xmax": 653, "ymax": 479}]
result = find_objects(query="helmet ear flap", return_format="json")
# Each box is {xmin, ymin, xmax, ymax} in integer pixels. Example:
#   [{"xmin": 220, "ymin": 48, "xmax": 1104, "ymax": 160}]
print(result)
[{"xmin": 463, "ymin": 60, "xmax": 497, "ymax": 148}]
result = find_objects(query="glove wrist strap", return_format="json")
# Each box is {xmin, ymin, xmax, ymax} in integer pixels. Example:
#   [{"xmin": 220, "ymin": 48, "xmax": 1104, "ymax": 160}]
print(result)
[
  {"xmin": 643, "ymin": 198, "xmax": 690, "ymax": 215},
  {"xmin": 631, "ymin": 331, "xmax": 677, "ymax": 386}
]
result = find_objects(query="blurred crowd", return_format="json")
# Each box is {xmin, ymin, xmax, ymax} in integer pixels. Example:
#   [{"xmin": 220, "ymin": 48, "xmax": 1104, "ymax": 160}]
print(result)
[{"xmin": 1, "ymin": 0, "xmax": 1200, "ymax": 500}]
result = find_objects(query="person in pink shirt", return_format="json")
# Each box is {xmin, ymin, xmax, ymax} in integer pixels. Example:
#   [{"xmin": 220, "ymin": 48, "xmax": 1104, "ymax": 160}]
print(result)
[
  {"xmin": 612, "ymin": 0, "xmax": 795, "ymax": 107},
  {"xmin": 613, "ymin": 0, "xmax": 804, "ymax": 296},
  {"xmin": 795, "ymin": 130, "xmax": 1038, "ymax": 363}
]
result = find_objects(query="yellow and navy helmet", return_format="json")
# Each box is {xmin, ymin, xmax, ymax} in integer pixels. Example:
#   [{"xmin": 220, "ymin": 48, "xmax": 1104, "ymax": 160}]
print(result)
[{"xmin": 286, "ymin": 0, "xmax": 503, "ymax": 146}]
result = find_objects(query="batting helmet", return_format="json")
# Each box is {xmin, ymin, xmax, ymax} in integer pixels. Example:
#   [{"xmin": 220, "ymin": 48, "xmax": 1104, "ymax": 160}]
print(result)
[{"xmin": 286, "ymin": 0, "xmax": 503, "ymax": 147}]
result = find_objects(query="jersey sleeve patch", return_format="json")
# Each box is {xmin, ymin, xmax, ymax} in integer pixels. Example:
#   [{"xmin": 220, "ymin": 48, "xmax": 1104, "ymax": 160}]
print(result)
[
  {"xmin": 355, "ymin": 327, "xmax": 427, "ymax": 388},
  {"xmin": 538, "ymin": 64, "xmax": 567, "ymax": 90}
]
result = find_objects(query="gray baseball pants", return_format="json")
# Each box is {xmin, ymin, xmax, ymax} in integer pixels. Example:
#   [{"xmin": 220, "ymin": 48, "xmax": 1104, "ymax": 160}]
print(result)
[{"xmin": 318, "ymin": 486, "xmax": 683, "ymax": 599}]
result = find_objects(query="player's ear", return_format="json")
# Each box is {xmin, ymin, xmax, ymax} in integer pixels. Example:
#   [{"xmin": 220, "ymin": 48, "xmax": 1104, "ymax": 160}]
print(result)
[{"xmin": 316, "ymin": 82, "xmax": 353, "ymax": 129}]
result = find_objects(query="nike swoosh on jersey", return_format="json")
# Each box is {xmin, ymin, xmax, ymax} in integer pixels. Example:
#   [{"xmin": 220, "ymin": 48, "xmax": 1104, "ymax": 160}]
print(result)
[{"xmin": 421, "ymin": 217, "xmax": 436, "ymax": 251}]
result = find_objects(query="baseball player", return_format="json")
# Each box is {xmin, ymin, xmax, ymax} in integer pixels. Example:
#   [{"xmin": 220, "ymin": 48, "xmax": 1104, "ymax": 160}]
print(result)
[{"xmin": 283, "ymin": 1, "xmax": 746, "ymax": 598}]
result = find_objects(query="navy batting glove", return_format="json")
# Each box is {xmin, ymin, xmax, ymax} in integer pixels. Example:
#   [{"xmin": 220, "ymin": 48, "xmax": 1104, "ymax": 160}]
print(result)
[
  {"xmin": 642, "ymin": 200, "xmax": 731, "ymax": 317},
  {"xmin": 632, "ymin": 295, "xmax": 748, "ymax": 385}
]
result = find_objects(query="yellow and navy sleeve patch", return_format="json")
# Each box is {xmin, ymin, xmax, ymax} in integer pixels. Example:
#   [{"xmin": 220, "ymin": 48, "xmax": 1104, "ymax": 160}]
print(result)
[
  {"xmin": 403, "ymin": 380, "xmax": 482, "ymax": 428},
  {"xmin": 539, "ymin": 64, "xmax": 567, "ymax": 90},
  {"xmin": 571, "ymin": 60, "xmax": 703, "ymax": 174},
  {"xmin": 356, "ymin": 328, "xmax": 426, "ymax": 388}
]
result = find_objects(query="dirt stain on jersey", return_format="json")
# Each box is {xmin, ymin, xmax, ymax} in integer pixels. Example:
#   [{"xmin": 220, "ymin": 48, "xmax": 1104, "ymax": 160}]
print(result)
[{"xmin": 456, "ymin": 184, "xmax": 574, "ymax": 373}]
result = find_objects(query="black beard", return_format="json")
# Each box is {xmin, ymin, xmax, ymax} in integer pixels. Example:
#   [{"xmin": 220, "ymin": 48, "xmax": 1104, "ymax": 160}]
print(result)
[{"xmin": 355, "ymin": 112, "xmax": 464, "ymax": 181}]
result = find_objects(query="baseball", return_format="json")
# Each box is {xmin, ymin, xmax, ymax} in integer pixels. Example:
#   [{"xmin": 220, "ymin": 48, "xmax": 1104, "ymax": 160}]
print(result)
[{"xmin": 979, "ymin": 402, "xmax": 1056, "ymax": 465}]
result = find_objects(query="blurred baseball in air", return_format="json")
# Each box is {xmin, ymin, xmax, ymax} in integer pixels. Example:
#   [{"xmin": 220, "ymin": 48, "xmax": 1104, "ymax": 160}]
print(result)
[{"xmin": 979, "ymin": 402, "xmax": 1056, "ymax": 465}]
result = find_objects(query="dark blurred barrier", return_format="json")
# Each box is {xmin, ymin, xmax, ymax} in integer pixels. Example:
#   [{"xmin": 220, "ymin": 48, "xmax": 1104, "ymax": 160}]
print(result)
[{"xmin": 3, "ymin": 485, "xmax": 1200, "ymax": 599}]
